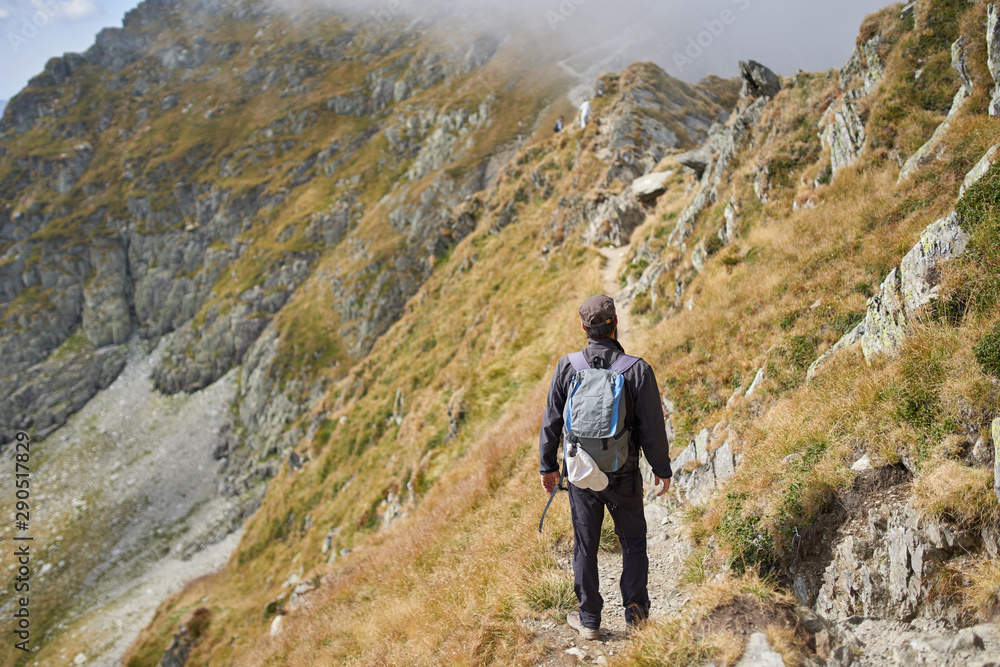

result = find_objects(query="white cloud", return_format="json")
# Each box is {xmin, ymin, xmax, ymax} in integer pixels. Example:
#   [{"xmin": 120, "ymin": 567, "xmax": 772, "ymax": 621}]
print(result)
[
  {"xmin": 26, "ymin": 0, "xmax": 102, "ymax": 23},
  {"xmin": 59, "ymin": 0, "xmax": 101, "ymax": 20},
  {"xmin": 0, "ymin": 8, "xmax": 8, "ymax": 18}
]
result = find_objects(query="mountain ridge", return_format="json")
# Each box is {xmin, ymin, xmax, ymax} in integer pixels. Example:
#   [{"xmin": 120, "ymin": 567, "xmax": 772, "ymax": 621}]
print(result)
[
  {"xmin": 3, "ymin": 0, "xmax": 1000, "ymax": 664},
  {"xmin": 0, "ymin": 0, "xmax": 741, "ymax": 663}
]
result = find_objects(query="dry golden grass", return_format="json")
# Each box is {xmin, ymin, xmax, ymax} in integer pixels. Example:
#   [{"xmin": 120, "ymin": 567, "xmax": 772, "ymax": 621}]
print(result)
[
  {"xmin": 914, "ymin": 461, "xmax": 999, "ymax": 527},
  {"xmin": 245, "ymin": 392, "xmax": 552, "ymax": 666},
  {"xmin": 616, "ymin": 619, "xmax": 743, "ymax": 667},
  {"xmin": 119, "ymin": 3, "xmax": 1000, "ymax": 665},
  {"xmin": 617, "ymin": 571, "xmax": 798, "ymax": 667},
  {"xmin": 965, "ymin": 559, "xmax": 1000, "ymax": 619},
  {"xmin": 765, "ymin": 624, "xmax": 807, "ymax": 667},
  {"xmin": 125, "ymin": 97, "xmax": 620, "ymax": 663}
]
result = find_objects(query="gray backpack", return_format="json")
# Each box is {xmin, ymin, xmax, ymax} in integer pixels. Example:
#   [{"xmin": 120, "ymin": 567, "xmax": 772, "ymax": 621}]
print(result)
[{"xmin": 562, "ymin": 352, "xmax": 640, "ymax": 473}]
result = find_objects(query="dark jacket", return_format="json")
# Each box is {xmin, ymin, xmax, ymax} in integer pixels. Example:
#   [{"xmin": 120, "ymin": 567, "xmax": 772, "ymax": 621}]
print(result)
[{"xmin": 539, "ymin": 337, "xmax": 672, "ymax": 479}]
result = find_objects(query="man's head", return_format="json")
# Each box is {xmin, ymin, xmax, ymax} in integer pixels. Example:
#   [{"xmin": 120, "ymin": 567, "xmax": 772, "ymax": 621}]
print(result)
[{"xmin": 579, "ymin": 295, "xmax": 617, "ymax": 339}]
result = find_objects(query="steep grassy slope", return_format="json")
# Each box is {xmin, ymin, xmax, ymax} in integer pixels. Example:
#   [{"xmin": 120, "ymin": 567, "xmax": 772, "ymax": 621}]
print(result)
[
  {"xmin": 125, "ymin": 0, "xmax": 1000, "ymax": 664},
  {"xmin": 633, "ymin": 0, "xmax": 1000, "ymax": 567},
  {"xmin": 0, "ymin": 0, "xmax": 740, "ymax": 664},
  {"xmin": 5, "ymin": 0, "xmax": 1000, "ymax": 664}
]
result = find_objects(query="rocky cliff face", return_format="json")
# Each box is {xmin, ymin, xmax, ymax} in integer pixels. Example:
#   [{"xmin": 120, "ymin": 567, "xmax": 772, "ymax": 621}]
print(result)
[
  {"xmin": 0, "ymin": 3, "xmax": 497, "ymax": 459},
  {"xmin": 0, "ymin": 0, "xmax": 735, "ymax": 454},
  {"xmin": 0, "ymin": 0, "xmax": 741, "ymax": 660}
]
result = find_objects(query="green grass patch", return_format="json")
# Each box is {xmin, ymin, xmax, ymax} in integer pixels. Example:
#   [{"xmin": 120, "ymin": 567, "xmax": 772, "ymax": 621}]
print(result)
[
  {"xmin": 973, "ymin": 324, "xmax": 1000, "ymax": 379},
  {"xmin": 523, "ymin": 572, "xmax": 575, "ymax": 620},
  {"xmin": 717, "ymin": 492, "xmax": 774, "ymax": 575}
]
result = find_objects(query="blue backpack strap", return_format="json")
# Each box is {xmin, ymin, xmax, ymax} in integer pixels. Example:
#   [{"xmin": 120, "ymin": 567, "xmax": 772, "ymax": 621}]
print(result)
[
  {"xmin": 568, "ymin": 351, "xmax": 590, "ymax": 372},
  {"xmin": 609, "ymin": 354, "xmax": 640, "ymax": 375}
]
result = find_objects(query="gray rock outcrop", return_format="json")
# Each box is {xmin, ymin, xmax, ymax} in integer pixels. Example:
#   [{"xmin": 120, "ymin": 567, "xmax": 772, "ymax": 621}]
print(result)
[
  {"xmin": 988, "ymin": 4, "xmax": 1000, "ymax": 115},
  {"xmin": 820, "ymin": 35, "xmax": 884, "ymax": 179},
  {"xmin": 593, "ymin": 64, "xmax": 734, "ymax": 186},
  {"xmin": 0, "ymin": 8, "xmax": 520, "ymax": 456},
  {"xmin": 668, "ymin": 96, "xmax": 767, "ymax": 247},
  {"xmin": 326, "ymin": 93, "xmax": 368, "ymax": 116},
  {"xmin": 596, "ymin": 84, "xmax": 681, "ymax": 173},
  {"xmin": 673, "ymin": 141, "xmax": 716, "ymax": 179},
  {"xmin": 735, "ymin": 633, "xmax": 785, "ymax": 667},
  {"xmin": 738, "ymin": 60, "xmax": 782, "ymax": 99},
  {"xmin": 898, "ymin": 212, "xmax": 970, "ymax": 314},
  {"xmin": 158, "ymin": 624, "xmax": 194, "ymax": 667},
  {"xmin": 994, "ymin": 418, "xmax": 1000, "ymax": 505},
  {"xmin": 832, "ymin": 617, "xmax": 998, "ymax": 666},
  {"xmin": 405, "ymin": 99, "xmax": 493, "ymax": 181},
  {"xmin": 841, "ymin": 34, "xmax": 884, "ymax": 95},
  {"xmin": 862, "ymin": 211, "xmax": 969, "ymax": 361},
  {"xmin": 899, "ymin": 37, "xmax": 974, "ymax": 182},
  {"xmin": 212, "ymin": 322, "xmax": 329, "ymax": 501},
  {"xmin": 820, "ymin": 101, "xmax": 866, "ymax": 176},
  {"xmin": 0, "ymin": 341, "xmax": 127, "ymax": 445},
  {"xmin": 86, "ymin": 27, "xmax": 148, "ymax": 73},
  {"xmin": 721, "ymin": 198, "xmax": 739, "ymax": 245},
  {"xmin": 630, "ymin": 171, "xmax": 672, "ymax": 203},
  {"xmin": 812, "ymin": 144, "xmax": 994, "ymax": 373},
  {"xmin": 151, "ymin": 256, "xmax": 311, "ymax": 394},
  {"xmin": 158, "ymin": 36, "xmax": 211, "ymax": 71},
  {"xmin": 82, "ymin": 243, "xmax": 133, "ymax": 347},
  {"xmin": 815, "ymin": 500, "xmax": 977, "ymax": 620},
  {"xmin": 584, "ymin": 188, "xmax": 646, "ymax": 247},
  {"xmin": 960, "ymin": 145, "xmax": 1000, "ymax": 198},
  {"xmin": 658, "ymin": 427, "xmax": 739, "ymax": 505}
]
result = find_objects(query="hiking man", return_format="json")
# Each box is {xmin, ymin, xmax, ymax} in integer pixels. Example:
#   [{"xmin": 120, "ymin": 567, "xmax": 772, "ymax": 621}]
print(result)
[
  {"xmin": 579, "ymin": 98, "xmax": 591, "ymax": 129},
  {"xmin": 539, "ymin": 295, "xmax": 672, "ymax": 640},
  {"xmin": 553, "ymin": 116, "xmax": 564, "ymax": 133}
]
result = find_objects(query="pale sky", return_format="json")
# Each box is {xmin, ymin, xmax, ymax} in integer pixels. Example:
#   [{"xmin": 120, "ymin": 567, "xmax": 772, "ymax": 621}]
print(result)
[
  {"xmin": 0, "ymin": 0, "xmax": 895, "ymax": 102},
  {"xmin": 1, "ymin": 0, "xmax": 138, "ymax": 99}
]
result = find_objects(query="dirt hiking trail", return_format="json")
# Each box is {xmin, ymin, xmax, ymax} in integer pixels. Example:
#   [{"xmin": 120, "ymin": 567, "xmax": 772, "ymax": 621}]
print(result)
[{"xmin": 525, "ymin": 245, "xmax": 693, "ymax": 665}]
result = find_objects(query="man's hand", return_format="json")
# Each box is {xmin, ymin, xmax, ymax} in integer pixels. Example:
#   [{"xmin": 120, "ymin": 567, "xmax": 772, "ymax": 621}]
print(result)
[
  {"xmin": 541, "ymin": 471, "xmax": 560, "ymax": 494},
  {"xmin": 654, "ymin": 475, "xmax": 671, "ymax": 497}
]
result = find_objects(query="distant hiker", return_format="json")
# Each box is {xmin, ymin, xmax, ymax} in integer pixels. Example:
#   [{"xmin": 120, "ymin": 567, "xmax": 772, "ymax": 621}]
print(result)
[
  {"xmin": 539, "ymin": 295, "xmax": 672, "ymax": 640},
  {"xmin": 553, "ymin": 116, "xmax": 564, "ymax": 133},
  {"xmin": 579, "ymin": 98, "xmax": 591, "ymax": 129}
]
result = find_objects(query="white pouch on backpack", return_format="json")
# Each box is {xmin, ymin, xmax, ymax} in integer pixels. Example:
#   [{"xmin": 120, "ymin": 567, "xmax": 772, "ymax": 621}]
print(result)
[{"xmin": 566, "ymin": 444, "xmax": 609, "ymax": 492}]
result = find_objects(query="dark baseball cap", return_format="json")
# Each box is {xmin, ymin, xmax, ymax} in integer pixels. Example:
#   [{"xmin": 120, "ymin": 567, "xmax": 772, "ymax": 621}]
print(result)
[{"xmin": 579, "ymin": 295, "xmax": 616, "ymax": 327}]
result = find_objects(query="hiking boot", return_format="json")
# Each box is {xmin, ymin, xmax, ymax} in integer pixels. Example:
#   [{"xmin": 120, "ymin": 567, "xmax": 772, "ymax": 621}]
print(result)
[
  {"xmin": 566, "ymin": 611, "xmax": 599, "ymax": 641},
  {"xmin": 624, "ymin": 603, "xmax": 648, "ymax": 639}
]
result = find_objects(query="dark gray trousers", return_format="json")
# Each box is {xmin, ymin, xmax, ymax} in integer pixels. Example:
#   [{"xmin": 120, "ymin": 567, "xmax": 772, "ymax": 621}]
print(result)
[{"xmin": 568, "ymin": 471, "xmax": 649, "ymax": 630}]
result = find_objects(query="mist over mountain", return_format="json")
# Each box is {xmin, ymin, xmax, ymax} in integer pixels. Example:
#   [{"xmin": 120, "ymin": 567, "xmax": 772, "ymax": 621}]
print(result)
[
  {"xmin": 0, "ymin": 0, "xmax": 889, "ymax": 101},
  {"xmin": 276, "ymin": 0, "xmax": 891, "ymax": 84}
]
